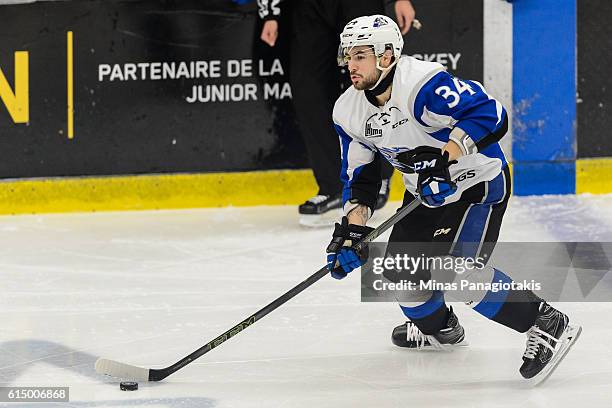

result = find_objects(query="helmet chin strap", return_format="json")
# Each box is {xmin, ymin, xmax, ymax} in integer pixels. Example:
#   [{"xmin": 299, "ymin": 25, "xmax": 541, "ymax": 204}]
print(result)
[
  {"xmin": 368, "ymin": 57, "xmax": 399, "ymax": 91},
  {"xmin": 363, "ymin": 58, "xmax": 398, "ymax": 106}
]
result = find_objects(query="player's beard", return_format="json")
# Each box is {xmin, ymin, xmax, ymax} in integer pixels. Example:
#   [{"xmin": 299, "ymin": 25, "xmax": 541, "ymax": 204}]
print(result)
[{"xmin": 353, "ymin": 69, "xmax": 381, "ymax": 91}]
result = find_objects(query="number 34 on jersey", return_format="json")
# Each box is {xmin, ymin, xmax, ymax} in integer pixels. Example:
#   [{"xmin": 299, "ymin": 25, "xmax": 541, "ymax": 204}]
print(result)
[{"xmin": 435, "ymin": 78, "xmax": 476, "ymax": 108}]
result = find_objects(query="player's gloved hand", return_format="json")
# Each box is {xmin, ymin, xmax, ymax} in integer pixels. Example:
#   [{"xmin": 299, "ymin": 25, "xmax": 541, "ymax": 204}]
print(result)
[
  {"xmin": 397, "ymin": 146, "xmax": 458, "ymax": 206},
  {"xmin": 326, "ymin": 217, "xmax": 374, "ymax": 279}
]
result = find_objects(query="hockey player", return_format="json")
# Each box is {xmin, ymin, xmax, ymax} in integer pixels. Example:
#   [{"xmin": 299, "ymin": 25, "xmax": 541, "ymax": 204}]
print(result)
[{"xmin": 325, "ymin": 15, "xmax": 581, "ymax": 384}]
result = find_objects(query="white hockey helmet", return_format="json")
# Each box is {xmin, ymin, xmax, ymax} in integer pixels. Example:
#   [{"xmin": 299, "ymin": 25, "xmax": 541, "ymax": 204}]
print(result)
[{"xmin": 337, "ymin": 15, "xmax": 404, "ymax": 68}]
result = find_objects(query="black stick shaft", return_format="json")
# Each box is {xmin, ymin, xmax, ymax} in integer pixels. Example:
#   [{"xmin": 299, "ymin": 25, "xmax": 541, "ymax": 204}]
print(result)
[{"xmin": 149, "ymin": 199, "xmax": 420, "ymax": 381}]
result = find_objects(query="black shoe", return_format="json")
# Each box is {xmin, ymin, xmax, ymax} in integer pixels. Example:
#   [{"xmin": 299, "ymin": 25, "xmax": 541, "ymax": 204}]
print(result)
[
  {"xmin": 298, "ymin": 194, "xmax": 342, "ymax": 227},
  {"xmin": 519, "ymin": 302, "xmax": 582, "ymax": 384},
  {"xmin": 298, "ymin": 194, "xmax": 342, "ymax": 215},
  {"xmin": 392, "ymin": 307, "xmax": 467, "ymax": 349},
  {"xmin": 375, "ymin": 178, "xmax": 391, "ymax": 210}
]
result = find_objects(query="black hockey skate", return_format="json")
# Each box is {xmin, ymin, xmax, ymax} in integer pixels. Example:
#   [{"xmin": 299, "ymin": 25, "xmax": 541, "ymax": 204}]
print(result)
[
  {"xmin": 392, "ymin": 307, "xmax": 467, "ymax": 350},
  {"xmin": 298, "ymin": 194, "xmax": 342, "ymax": 227},
  {"xmin": 375, "ymin": 178, "xmax": 391, "ymax": 210},
  {"xmin": 519, "ymin": 302, "xmax": 581, "ymax": 385}
]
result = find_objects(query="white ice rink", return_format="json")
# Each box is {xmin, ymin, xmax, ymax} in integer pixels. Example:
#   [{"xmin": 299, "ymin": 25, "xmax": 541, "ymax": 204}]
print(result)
[{"xmin": 1, "ymin": 195, "xmax": 612, "ymax": 407}]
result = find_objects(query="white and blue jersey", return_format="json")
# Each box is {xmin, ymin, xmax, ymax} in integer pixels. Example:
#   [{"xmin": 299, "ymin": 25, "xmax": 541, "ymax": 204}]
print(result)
[{"xmin": 332, "ymin": 56, "xmax": 508, "ymax": 213}]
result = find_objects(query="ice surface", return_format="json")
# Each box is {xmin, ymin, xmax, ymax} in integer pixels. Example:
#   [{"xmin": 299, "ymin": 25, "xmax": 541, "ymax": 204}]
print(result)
[{"xmin": 1, "ymin": 195, "xmax": 611, "ymax": 407}]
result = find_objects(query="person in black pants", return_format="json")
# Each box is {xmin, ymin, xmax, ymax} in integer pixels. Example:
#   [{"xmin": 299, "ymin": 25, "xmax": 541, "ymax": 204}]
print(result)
[{"xmin": 258, "ymin": 0, "xmax": 416, "ymax": 226}]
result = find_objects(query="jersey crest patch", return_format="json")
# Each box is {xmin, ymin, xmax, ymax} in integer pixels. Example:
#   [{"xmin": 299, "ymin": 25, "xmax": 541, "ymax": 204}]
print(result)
[{"xmin": 363, "ymin": 107, "xmax": 409, "ymax": 139}]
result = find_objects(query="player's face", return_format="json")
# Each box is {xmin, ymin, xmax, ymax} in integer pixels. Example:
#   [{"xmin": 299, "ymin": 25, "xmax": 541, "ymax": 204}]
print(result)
[{"xmin": 345, "ymin": 46, "xmax": 380, "ymax": 90}]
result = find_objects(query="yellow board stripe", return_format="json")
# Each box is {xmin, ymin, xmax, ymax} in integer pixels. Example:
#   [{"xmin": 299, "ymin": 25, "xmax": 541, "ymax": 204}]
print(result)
[
  {"xmin": 0, "ymin": 170, "xmax": 317, "ymax": 215},
  {"xmin": 0, "ymin": 170, "xmax": 406, "ymax": 216},
  {"xmin": 0, "ymin": 158, "xmax": 609, "ymax": 216},
  {"xmin": 576, "ymin": 158, "xmax": 612, "ymax": 194}
]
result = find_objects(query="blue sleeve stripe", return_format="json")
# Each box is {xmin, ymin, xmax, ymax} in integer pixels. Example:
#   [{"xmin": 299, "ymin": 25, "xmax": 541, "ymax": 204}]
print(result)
[
  {"xmin": 336, "ymin": 124, "xmax": 351, "ymax": 182},
  {"xmin": 335, "ymin": 124, "xmax": 353, "ymax": 204},
  {"xmin": 335, "ymin": 124, "xmax": 369, "ymax": 205}
]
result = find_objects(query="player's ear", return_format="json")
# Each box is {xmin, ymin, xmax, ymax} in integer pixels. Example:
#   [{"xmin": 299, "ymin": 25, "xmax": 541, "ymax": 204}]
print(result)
[{"xmin": 380, "ymin": 49, "xmax": 394, "ymax": 69}]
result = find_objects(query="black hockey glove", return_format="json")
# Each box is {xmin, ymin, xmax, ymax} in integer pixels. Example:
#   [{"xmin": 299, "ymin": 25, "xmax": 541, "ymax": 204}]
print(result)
[
  {"xmin": 326, "ymin": 217, "xmax": 374, "ymax": 280},
  {"xmin": 397, "ymin": 146, "xmax": 458, "ymax": 206}
]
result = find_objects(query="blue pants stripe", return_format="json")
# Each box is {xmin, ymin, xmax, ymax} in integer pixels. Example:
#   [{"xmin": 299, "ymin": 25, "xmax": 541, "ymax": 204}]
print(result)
[
  {"xmin": 472, "ymin": 268, "xmax": 512, "ymax": 319},
  {"xmin": 400, "ymin": 290, "xmax": 445, "ymax": 320},
  {"xmin": 452, "ymin": 170, "xmax": 506, "ymax": 258}
]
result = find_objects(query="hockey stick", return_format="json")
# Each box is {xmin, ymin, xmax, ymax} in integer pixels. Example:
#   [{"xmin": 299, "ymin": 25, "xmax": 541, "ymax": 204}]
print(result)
[{"xmin": 95, "ymin": 199, "xmax": 421, "ymax": 382}]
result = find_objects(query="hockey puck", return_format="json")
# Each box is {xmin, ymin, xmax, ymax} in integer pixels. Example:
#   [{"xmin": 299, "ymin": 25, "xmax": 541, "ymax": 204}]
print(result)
[{"xmin": 120, "ymin": 381, "xmax": 138, "ymax": 391}]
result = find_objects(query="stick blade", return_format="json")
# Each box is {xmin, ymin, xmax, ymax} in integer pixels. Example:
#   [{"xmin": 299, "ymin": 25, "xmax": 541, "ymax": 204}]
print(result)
[{"xmin": 95, "ymin": 358, "xmax": 150, "ymax": 381}]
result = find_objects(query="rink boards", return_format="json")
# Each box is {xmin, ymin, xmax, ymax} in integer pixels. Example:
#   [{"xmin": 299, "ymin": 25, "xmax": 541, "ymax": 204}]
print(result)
[
  {"xmin": 0, "ymin": 0, "xmax": 610, "ymax": 214},
  {"xmin": 0, "ymin": 160, "xmax": 609, "ymax": 215}
]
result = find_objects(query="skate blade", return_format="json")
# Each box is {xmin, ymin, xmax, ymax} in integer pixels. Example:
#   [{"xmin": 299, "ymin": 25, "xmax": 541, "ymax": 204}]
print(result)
[
  {"xmin": 299, "ymin": 210, "xmax": 341, "ymax": 228},
  {"xmin": 529, "ymin": 324, "xmax": 582, "ymax": 386},
  {"xmin": 401, "ymin": 339, "xmax": 469, "ymax": 352},
  {"xmin": 436, "ymin": 339, "xmax": 469, "ymax": 351}
]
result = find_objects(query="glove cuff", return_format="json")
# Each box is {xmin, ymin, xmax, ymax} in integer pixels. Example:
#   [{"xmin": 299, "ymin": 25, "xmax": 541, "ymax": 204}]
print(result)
[{"xmin": 348, "ymin": 223, "xmax": 375, "ymax": 236}]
